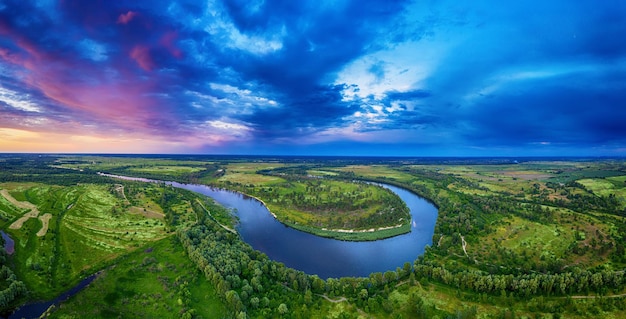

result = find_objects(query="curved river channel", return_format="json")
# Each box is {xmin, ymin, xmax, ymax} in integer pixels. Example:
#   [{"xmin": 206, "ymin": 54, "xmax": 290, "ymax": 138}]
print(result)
[{"xmin": 103, "ymin": 174, "xmax": 438, "ymax": 279}]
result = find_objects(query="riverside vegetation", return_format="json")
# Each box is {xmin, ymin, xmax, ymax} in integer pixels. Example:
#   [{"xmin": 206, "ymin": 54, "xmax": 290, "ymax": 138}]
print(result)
[{"xmin": 1, "ymin": 154, "xmax": 626, "ymax": 318}]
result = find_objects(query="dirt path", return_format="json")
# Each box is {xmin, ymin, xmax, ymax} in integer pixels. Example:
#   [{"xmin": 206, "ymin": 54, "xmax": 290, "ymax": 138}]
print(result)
[
  {"xmin": 1, "ymin": 189, "xmax": 37, "ymax": 210},
  {"xmin": 113, "ymin": 184, "xmax": 131, "ymax": 205},
  {"xmin": 2, "ymin": 189, "xmax": 53, "ymax": 236},
  {"xmin": 317, "ymin": 294, "xmax": 347, "ymax": 303},
  {"xmin": 9, "ymin": 212, "xmax": 38, "ymax": 229},
  {"xmin": 36, "ymin": 213, "xmax": 52, "ymax": 236},
  {"xmin": 460, "ymin": 234, "xmax": 468, "ymax": 257},
  {"xmin": 114, "ymin": 184, "xmax": 127, "ymax": 200},
  {"xmin": 2, "ymin": 189, "xmax": 42, "ymax": 230},
  {"xmin": 569, "ymin": 292, "xmax": 626, "ymax": 299},
  {"xmin": 195, "ymin": 199, "xmax": 237, "ymax": 234}
]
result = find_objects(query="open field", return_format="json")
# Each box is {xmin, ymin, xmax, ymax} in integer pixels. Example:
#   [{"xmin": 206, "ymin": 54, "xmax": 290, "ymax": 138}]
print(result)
[
  {"xmin": 214, "ymin": 166, "xmax": 412, "ymax": 240},
  {"xmin": 0, "ymin": 180, "xmax": 203, "ymax": 301},
  {"xmin": 3, "ymin": 155, "xmax": 626, "ymax": 318},
  {"xmin": 49, "ymin": 237, "xmax": 227, "ymax": 319}
]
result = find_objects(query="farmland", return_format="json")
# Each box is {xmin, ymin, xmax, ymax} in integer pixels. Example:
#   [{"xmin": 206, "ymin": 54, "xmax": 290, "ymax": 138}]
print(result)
[{"xmin": 2, "ymin": 155, "xmax": 626, "ymax": 318}]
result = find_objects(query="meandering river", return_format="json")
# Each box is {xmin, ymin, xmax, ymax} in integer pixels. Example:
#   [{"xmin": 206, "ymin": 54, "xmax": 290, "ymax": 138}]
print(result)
[
  {"xmin": 102, "ymin": 174, "xmax": 438, "ymax": 279},
  {"xmin": 6, "ymin": 174, "xmax": 438, "ymax": 318}
]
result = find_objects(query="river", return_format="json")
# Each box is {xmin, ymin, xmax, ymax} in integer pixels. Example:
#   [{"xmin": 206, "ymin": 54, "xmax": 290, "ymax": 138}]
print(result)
[
  {"xmin": 102, "ymin": 173, "xmax": 438, "ymax": 279},
  {"xmin": 4, "ymin": 174, "xmax": 438, "ymax": 318}
]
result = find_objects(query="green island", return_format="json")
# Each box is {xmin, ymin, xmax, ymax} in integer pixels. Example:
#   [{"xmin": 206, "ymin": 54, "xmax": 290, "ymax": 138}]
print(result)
[
  {"xmin": 215, "ymin": 164, "xmax": 411, "ymax": 241},
  {"xmin": 2, "ymin": 154, "xmax": 626, "ymax": 318}
]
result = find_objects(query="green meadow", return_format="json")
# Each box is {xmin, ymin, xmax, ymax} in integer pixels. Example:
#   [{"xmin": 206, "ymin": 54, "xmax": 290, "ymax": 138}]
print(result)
[
  {"xmin": 0, "ymin": 179, "xmax": 203, "ymax": 301},
  {"xmin": 49, "ymin": 236, "xmax": 226, "ymax": 319},
  {"xmin": 3, "ymin": 155, "xmax": 626, "ymax": 318}
]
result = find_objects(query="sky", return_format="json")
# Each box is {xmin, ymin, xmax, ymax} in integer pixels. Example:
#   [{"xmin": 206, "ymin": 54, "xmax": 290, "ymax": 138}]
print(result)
[{"xmin": 0, "ymin": 0, "xmax": 625, "ymax": 156}]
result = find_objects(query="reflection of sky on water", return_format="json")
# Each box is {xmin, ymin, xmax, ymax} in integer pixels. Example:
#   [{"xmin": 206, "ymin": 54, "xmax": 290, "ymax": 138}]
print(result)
[
  {"xmin": 103, "ymin": 174, "xmax": 438, "ymax": 279},
  {"xmin": 1, "ymin": 231, "xmax": 15, "ymax": 255},
  {"xmin": 188, "ymin": 182, "xmax": 437, "ymax": 279}
]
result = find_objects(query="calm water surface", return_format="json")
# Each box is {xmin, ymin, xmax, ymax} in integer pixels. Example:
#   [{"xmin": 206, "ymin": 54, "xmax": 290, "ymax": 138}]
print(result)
[
  {"xmin": 1, "ymin": 230, "xmax": 15, "ymax": 255},
  {"xmin": 102, "ymin": 174, "xmax": 438, "ymax": 278}
]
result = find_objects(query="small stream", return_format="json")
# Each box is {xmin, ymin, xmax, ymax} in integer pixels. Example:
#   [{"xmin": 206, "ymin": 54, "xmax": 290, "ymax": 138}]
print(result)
[
  {"xmin": 1, "ymin": 231, "xmax": 14, "ymax": 255},
  {"xmin": 5, "ymin": 273, "xmax": 99, "ymax": 319}
]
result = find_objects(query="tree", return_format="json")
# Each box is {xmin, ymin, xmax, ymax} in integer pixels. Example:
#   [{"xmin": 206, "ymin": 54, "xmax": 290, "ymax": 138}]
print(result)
[
  {"xmin": 359, "ymin": 288, "xmax": 369, "ymax": 300},
  {"xmin": 250, "ymin": 297, "xmax": 260, "ymax": 309},
  {"xmin": 278, "ymin": 303, "xmax": 288, "ymax": 315}
]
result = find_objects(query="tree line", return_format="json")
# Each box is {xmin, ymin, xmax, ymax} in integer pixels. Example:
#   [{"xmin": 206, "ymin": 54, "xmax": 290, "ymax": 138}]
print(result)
[{"xmin": 0, "ymin": 238, "xmax": 27, "ymax": 313}]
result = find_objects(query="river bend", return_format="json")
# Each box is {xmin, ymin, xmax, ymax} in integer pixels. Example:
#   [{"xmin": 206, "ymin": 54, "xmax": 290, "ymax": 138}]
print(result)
[{"xmin": 101, "ymin": 174, "xmax": 438, "ymax": 279}]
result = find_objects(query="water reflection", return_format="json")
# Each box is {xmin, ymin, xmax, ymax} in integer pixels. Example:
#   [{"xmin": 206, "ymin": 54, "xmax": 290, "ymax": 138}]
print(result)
[
  {"xmin": 101, "ymin": 174, "xmax": 438, "ymax": 278},
  {"xmin": 1, "ymin": 230, "xmax": 14, "ymax": 255}
]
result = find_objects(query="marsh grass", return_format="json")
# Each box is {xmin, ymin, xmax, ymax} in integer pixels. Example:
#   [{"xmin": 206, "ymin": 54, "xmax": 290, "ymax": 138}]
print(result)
[{"xmin": 48, "ymin": 237, "xmax": 226, "ymax": 319}]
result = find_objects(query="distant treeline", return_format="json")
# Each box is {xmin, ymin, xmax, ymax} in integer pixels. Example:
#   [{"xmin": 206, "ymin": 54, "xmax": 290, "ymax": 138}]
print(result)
[{"xmin": 0, "ymin": 156, "xmax": 111, "ymax": 185}]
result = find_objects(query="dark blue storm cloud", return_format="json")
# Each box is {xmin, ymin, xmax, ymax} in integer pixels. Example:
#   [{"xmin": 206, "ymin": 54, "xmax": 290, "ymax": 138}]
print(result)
[{"xmin": 0, "ymin": 0, "xmax": 624, "ymax": 155}]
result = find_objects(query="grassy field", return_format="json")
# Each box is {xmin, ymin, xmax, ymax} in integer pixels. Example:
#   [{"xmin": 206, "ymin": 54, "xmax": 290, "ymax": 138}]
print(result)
[
  {"xmin": 54, "ymin": 159, "xmax": 413, "ymax": 240},
  {"xmin": 578, "ymin": 177, "xmax": 626, "ymax": 209},
  {"xmin": 214, "ymin": 168, "xmax": 412, "ymax": 240},
  {"xmin": 0, "ymin": 181, "xmax": 200, "ymax": 300},
  {"xmin": 128, "ymin": 165, "xmax": 205, "ymax": 174},
  {"xmin": 49, "ymin": 236, "xmax": 226, "ymax": 319},
  {"xmin": 332, "ymin": 161, "xmax": 626, "ymax": 272}
]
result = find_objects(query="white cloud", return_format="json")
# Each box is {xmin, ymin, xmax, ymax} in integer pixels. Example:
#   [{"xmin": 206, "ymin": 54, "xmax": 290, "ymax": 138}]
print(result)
[
  {"xmin": 206, "ymin": 120, "xmax": 252, "ymax": 132},
  {"xmin": 209, "ymin": 83, "xmax": 251, "ymax": 95},
  {"xmin": 335, "ymin": 39, "xmax": 450, "ymax": 101},
  {"xmin": 0, "ymin": 86, "xmax": 42, "ymax": 112},
  {"xmin": 205, "ymin": 83, "xmax": 279, "ymax": 109}
]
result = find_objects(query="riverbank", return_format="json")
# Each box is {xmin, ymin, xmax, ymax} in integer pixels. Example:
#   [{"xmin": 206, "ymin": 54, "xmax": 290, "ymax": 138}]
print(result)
[
  {"xmin": 286, "ymin": 221, "xmax": 411, "ymax": 241},
  {"xmin": 231, "ymin": 191, "xmax": 411, "ymax": 241},
  {"xmin": 100, "ymin": 172, "xmax": 413, "ymax": 241}
]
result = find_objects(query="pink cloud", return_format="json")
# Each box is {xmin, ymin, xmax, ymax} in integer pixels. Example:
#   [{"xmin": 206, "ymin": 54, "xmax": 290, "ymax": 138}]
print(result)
[
  {"xmin": 159, "ymin": 31, "xmax": 183, "ymax": 59},
  {"xmin": 130, "ymin": 45, "xmax": 154, "ymax": 71},
  {"xmin": 0, "ymin": 48, "xmax": 23, "ymax": 65},
  {"xmin": 117, "ymin": 11, "xmax": 138, "ymax": 25},
  {"xmin": 0, "ymin": 31, "xmax": 165, "ymax": 132},
  {"xmin": 0, "ymin": 18, "xmax": 203, "ymax": 151}
]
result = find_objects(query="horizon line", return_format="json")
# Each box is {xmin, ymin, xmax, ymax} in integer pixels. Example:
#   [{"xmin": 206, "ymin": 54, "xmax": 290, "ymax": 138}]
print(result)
[{"xmin": 1, "ymin": 152, "xmax": 625, "ymax": 160}]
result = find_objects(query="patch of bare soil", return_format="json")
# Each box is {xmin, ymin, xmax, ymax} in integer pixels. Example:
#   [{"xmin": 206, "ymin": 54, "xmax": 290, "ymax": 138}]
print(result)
[
  {"xmin": 9, "ymin": 211, "xmax": 39, "ymax": 229},
  {"xmin": 1, "ymin": 189, "xmax": 36, "ymax": 210},
  {"xmin": 2, "ymin": 189, "xmax": 41, "ymax": 230},
  {"xmin": 36, "ymin": 213, "xmax": 52, "ymax": 236}
]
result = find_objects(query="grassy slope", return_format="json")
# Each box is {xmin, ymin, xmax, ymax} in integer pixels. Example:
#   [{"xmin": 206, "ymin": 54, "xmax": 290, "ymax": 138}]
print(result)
[
  {"xmin": 1, "ymin": 183, "xmax": 169, "ymax": 298},
  {"xmin": 1, "ymin": 180, "xmax": 207, "ymax": 298}
]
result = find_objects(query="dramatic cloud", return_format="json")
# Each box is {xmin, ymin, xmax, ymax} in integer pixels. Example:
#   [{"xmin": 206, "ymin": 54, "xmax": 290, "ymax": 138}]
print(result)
[{"xmin": 0, "ymin": 0, "xmax": 624, "ymax": 155}]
